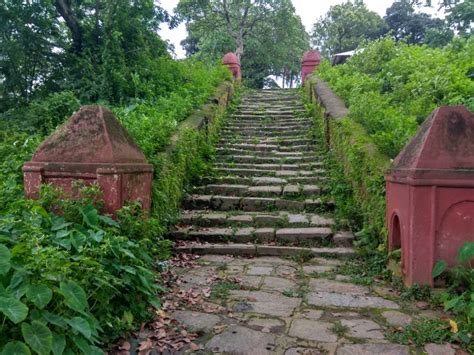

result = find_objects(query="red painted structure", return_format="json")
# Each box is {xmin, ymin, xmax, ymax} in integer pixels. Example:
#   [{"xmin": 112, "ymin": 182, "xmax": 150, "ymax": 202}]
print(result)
[
  {"xmin": 386, "ymin": 106, "xmax": 474, "ymax": 286},
  {"xmin": 222, "ymin": 52, "xmax": 241, "ymax": 81},
  {"xmin": 301, "ymin": 50, "xmax": 321, "ymax": 84},
  {"xmin": 23, "ymin": 105, "xmax": 153, "ymax": 217}
]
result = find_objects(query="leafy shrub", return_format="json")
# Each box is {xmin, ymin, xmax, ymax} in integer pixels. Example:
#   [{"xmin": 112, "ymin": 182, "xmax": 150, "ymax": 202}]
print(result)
[
  {"xmin": 0, "ymin": 53, "xmax": 232, "ymax": 352},
  {"xmin": 318, "ymin": 37, "xmax": 474, "ymax": 158},
  {"xmin": 431, "ymin": 242, "xmax": 474, "ymax": 349},
  {"xmin": 0, "ymin": 184, "xmax": 168, "ymax": 353}
]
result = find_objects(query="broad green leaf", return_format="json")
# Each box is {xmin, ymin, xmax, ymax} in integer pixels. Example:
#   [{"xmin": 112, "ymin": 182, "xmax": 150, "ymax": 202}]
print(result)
[
  {"xmin": 0, "ymin": 244, "xmax": 11, "ymax": 275},
  {"xmin": 42, "ymin": 311, "xmax": 68, "ymax": 329},
  {"xmin": 98, "ymin": 215, "xmax": 119, "ymax": 227},
  {"xmin": 80, "ymin": 205, "xmax": 99, "ymax": 228},
  {"xmin": 21, "ymin": 321, "xmax": 53, "ymax": 355},
  {"xmin": 51, "ymin": 217, "xmax": 72, "ymax": 231},
  {"xmin": 88, "ymin": 230, "xmax": 104, "ymax": 243},
  {"xmin": 89, "ymin": 346, "xmax": 104, "ymax": 355},
  {"xmin": 0, "ymin": 296, "xmax": 28, "ymax": 324},
  {"xmin": 432, "ymin": 260, "xmax": 447, "ymax": 278},
  {"xmin": 56, "ymin": 230, "xmax": 71, "ymax": 239},
  {"xmin": 71, "ymin": 336, "xmax": 91, "ymax": 355},
  {"xmin": 66, "ymin": 317, "xmax": 92, "ymax": 339},
  {"xmin": 26, "ymin": 284, "xmax": 52, "ymax": 309},
  {"xmin": 52, "ymin": 334, "xmax": 66, "ymax": 355},
  {"xmin": 71, "ymin": 232, "xmax": 86, "ymax": 250},
  {"xmin": 458, "ymin": 242, "xmax": 474, "ymax": 263},
  {"xmin": 59, "ymin": 281, "xmax": 88, "ymax": 312},
  {"xmin": 149, "ymin": 298, "xmax": 161, "ymax": 309},
  {"xmin": 1, "ymin": 341, "xmax": 31, "ymax": 355},
  {"xmin": 445, "ymin": 295, "xmax": 461, "ymax": 311}
]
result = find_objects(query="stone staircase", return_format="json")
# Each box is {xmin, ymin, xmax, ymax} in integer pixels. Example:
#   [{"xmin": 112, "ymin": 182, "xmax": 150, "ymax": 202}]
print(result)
[{"xmin": 172, "ymin": 89, "xmax": 355, "ymax": 258}]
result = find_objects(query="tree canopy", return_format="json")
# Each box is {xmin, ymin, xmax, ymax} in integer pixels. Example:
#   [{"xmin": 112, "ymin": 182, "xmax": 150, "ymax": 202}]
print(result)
[
  {"xmin": 0, "ymin": 0, "xmax": 171, "ymax": 111},
  {"xmin": 311, "ymin": 2, "xmax": 386, "ymax": 57},
  {"xmin": 176, "ymin": 0, "xmax": 309, "ymax": 88}
]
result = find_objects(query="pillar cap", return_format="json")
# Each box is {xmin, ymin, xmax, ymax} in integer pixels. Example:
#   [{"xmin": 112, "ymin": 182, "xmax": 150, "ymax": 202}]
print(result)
[
  {"xmin": 30, "ymin": 105, "xmax": 148, "ymax": 164},
  {"xmin": 223, "ymin": 52, "xmax": 240, "ymax": 66},
  {"xmin": 302, "ymin": 50, "xmax": 321, "ymax": 64}
]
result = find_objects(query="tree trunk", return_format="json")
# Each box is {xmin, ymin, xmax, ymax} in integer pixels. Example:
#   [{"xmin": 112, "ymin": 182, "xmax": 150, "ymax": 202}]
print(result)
[{"xmin": 54, "ymin": 0, "xmax": 83, "ymax": 53}]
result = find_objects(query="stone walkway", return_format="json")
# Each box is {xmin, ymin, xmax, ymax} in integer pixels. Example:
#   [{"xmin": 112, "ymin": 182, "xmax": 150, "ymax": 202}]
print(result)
[{"xmin": 168, "ymin": 254, "xmax": 453, "ymax": 355}]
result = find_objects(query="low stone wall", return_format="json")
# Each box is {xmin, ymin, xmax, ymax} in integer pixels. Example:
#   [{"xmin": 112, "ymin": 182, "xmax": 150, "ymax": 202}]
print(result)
[
  {"xmin": 153, "ymin": 80, "xmax": 235, "ymax": 224},
  {"xmin": 305, "ymin": 74, "xmax": 390, "ymax": 243}
]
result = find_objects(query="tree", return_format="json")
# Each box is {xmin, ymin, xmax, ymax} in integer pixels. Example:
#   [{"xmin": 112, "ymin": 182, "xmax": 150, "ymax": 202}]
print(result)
[
  {"xmin": 176, "ymin": 0, "xmax": 276, "ymax": 60},
  {"xmin": 0, "ymin": 0, "xmax": 171, "ymax": 110},
  {"xmin": 177, "ymin": 0, "xmax": 309, "ymax": 88},
  {"xmin": 426, "ymin": 0, "xmax": 474, "ymax": 35},
  {"xmin": 384, "ymin": 0, "xmax": 453, "ymax": 46},
  {"xmin": 311, "ymin": 1, "xmax": 386, "ymax": 57}
]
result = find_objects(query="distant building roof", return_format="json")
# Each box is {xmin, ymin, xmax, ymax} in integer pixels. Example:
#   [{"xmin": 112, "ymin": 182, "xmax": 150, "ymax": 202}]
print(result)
[{"xmin": 331, "ymin": 49, "xmax": 363, "ymax": 65}]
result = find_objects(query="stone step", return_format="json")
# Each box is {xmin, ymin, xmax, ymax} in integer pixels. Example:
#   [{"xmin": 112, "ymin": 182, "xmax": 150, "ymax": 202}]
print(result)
[
  {"xmin": 219, "ymin": 138, "xmax": 314, "ymax": 146},
  {"xmin": 193, "ymin": 183, "xmax": 322, "ymax": 197},
  {"xmin": 215, "ymin": 167, "xmax": 326, "ymax": 178},
  {"xmin": 200, "ymin": 175, "xmax": 327, "ymax": 186},
  {"xmin": 175, "ymin": 243, "xmax": 356, "ymax": 258},
  {"xmin": 178, "ymin": 210, "xmax": 335, "ymax": 229},
  {"xmin": 216, "ymin": 155, "xmax": 321, "ymax": 164},
  {"xmin": 227, "ymin": 119, "xmax": 311, "ymax": 126},
  {"xmin": 217, "ymin": 144, "xmax": 317, "ymax": 153},
  {"xmin": 216, "ymin": 149, "xmax": 320, "ymax": 157},
  {"xmin": 234, "ymin": 111, "xmax": 307, "ymax": 116},
  {"xmin": 182, "ymin": 194, "xmax": 332, "ymax": 212},
  {"xmin": 214, "ymin": 162, "xmax": 323, "ymax": 171},
  {"xmin": 220, "ymin": 130, "xmax": 309, "ymax": 137},
  {"xmin": 170, "ymin": 226, "xmax": 335, "ymax": 245},
  {"xmin": 224, "ymin": 124, "xmax": 311, "ymax": 131}
]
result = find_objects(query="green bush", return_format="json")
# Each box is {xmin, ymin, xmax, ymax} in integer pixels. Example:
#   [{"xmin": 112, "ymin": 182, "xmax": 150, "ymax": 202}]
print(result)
[
  {"xmin": 0, "ymin": 56, "xmax": 233, "ymax": 352},
  {"xmin": 317, "ymin": 37, "xmax": 474, "ymax": 158}
]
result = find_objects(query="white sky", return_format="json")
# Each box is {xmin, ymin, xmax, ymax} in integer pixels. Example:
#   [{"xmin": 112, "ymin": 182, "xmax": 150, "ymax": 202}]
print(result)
[{"xmin": 159, "ymin": 0, "xmax": 444, "ymax": 58}]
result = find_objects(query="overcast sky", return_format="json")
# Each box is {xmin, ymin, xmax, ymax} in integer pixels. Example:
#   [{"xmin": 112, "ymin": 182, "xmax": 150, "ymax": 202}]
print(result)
[{"xmin": 159, "ymin": 0, "xmax": 443, "ymax": 58}]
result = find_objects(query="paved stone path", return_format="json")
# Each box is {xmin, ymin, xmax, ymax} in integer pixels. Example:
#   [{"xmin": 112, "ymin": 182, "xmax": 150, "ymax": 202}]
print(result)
[
  {"xmin": 168, "ymin": 254, "xmax": 452, "ymax": 354},
  {"xmin": 166, "ymin": 90, "xmax": 454, "ymax": 354}
]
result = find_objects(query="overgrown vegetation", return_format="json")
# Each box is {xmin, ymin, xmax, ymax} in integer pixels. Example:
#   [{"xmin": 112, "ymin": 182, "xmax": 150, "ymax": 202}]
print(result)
[
  {"xmin": 317, "ymin": 36, "xmax": 474, "ymax": 158},
  {"xmin": 0, "ymin": 1, "xmax": 234, "ymax": 352}
]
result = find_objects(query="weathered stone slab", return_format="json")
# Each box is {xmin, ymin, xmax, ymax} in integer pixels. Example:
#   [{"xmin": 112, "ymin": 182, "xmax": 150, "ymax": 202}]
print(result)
[
  {"xmin": 228, "ymin": 214, "xmax": 253, "ymax": 224},
  {"xmin": 308, "ymin": 279, "xmax": 369, "ymax": 295},
  {"xmin": 248, "ymin": 185, "xmax": 282, "ymax": 196},
  {"xmin": 210, "ymin": 196, "xmax": 241, "ymax": 210},
  {"xmin": 253, "ymin": 177, "xmax": 288, "ymax": 185},
  {"xmin": 229, "ymin": 290, "xmax": 300, "ymax": 317},
  {"xmin": 287, "ymin": 214, "xmax": 309, "ymax": 225},
  {"xmin": 382, "ymin": 311, "xmax": 413, "ymax": 327},
  {"xmin": 289, "ymin": 319, "xmax": 338, "ymax": 342},
  {"xmin": 308, "ymin": 292, "xmax": 400, "ymax": 309},
  {"xmin": 310, "ymin": 215, "xmax": 335, "ymax": 226},
  {"xmin": 248, "ymin": 265, "xmax": 274, "ymax": 275},
  {"xmin": 340, "ymin": 319, "xmax": 384, "ymax": 339},
  {"xmin": 336, "ymin": 344, "xmax": 409, "ymax": 355},
  {"xmin": 424, "ymin": 343, "xmax": 456, "ymax": 355},
  {"xmin": 276, "ymin": 227, "xmax": 332, "ymax": 242},
  {"xmin": 303, "ymin": 265, "xmax": 334, "ymax": 274},
  {"xmin": 171, "ymin": 311, "xmax": 220, "ymax": 333},
  {"xmin": 261, "ymin": 276, "xmax": 297, "ymax": 292},
  {"xmin": 255, "ymin": 228, "xmax": 276, "ymax": 242},
  {"xmin": 205, "ymin": 325, "xmax": 276, "ymax": 354},
  {"xmin": 248, "ymin": 317, "xmax": 285, "ymax": 333}
]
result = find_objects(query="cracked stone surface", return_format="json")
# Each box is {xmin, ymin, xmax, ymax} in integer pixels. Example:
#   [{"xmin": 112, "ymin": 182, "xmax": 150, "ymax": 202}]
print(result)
[
  {"xmin": 289, "ymin": 319, "xmax": 338, "ymax": 342},
  {"xmin": 205, "ymin": 325, "xmax": 276, "ymax": 353},
  {"xmin": 229, "ymin": 290, "xmax": 301, "ymax": 317},
  {"xmin": 167, "ymin": 254, "xmax": 456, "ymax": 354}
]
